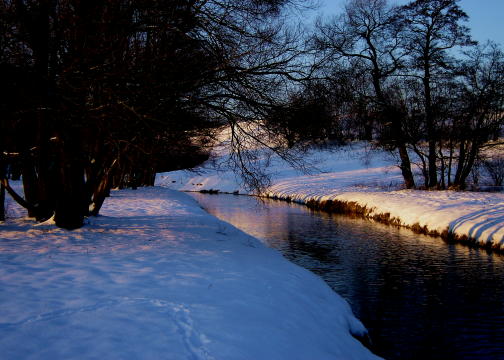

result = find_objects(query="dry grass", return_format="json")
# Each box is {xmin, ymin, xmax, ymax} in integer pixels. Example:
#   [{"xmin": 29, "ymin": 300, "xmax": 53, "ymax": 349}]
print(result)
[{"xmin": 267, "ymin": 194, "xmax": 503, "ymax": 253}]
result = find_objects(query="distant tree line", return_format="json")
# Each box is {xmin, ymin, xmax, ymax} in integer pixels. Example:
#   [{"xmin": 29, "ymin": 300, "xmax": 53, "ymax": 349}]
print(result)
[
  {"xmin": 267, "ymin": 0, "xmax": 504, "ymax": 190},
  {"xmin": 0, "ymin": 0, "xmax": 310, "ymax": 227},
  {"xmin": 326, "ymin": 0, "xmax": 504, "ymax": 190}
]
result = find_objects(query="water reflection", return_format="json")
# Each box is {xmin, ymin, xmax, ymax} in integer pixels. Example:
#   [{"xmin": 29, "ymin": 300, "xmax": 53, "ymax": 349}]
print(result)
[{"xmin": 191, "ymin": 193, "xmax": 504, "ymax": 360}]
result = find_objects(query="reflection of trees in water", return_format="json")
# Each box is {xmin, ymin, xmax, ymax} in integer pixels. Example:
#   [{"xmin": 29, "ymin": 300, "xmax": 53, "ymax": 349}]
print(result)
[{"xmin": 192, "ymin": 193, "xmax": 504, "ymax": 360}]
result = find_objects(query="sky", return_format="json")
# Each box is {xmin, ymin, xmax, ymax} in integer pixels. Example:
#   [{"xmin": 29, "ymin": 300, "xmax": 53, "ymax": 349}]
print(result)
[{"xmin": 318, "ymin": 0, "xmax": 504, "ymax": 46}]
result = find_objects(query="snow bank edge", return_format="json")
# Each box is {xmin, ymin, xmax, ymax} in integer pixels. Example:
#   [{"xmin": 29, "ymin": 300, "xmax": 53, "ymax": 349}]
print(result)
[{"xmin": 262, "ymin": 191, "xmax": 504, "ymax": 252}]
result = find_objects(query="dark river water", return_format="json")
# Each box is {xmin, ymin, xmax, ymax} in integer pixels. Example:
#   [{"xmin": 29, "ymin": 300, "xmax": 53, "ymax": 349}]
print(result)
[{"xmin": 190, "ymin": 193, "xmax": 504, "ymax": 360}]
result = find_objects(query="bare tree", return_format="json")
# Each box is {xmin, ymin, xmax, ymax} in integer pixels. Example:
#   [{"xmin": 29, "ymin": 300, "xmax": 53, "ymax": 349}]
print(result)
[
  {"xmin": 450, "ymin": 43, "xmax": 504, "ymax": 188},
  {"xmin": 314, "ymin": 0, "xmax": 416, "ymax": 188},
  {"xmin": 400, "ymin": 0, "xmax": 475, "ymax": 188}
]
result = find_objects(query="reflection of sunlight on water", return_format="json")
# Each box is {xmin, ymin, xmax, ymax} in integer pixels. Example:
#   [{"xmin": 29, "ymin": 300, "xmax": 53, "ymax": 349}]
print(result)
[
  {"xmin": 211, "ymin": 201, "xmax": 292, "ymax": 245},
  {"xmin": 191, "ymin": 193, "xmax": 504, "ymax": 360},
  {"xmin": 194, "ymin": 193, "xmax": 483, "ymax": 259}
]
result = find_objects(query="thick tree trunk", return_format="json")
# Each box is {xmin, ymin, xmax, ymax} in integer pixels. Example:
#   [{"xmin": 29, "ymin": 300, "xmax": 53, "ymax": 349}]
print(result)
[
  {"xmin": 89, "ymin": 159, "xmax": 117, "ymax": 217},
  {"xmin": 388, "ymin": 109, "xmax": 415, "ymax": 189},
  {"xmin": 398, "ymin": 145, "xmax": 415, "ymax": 189},
  {"xmin": 90, "ymin": 175, "xmax": 112, "ymax": 217},
  {"xmin": 54, "ymin": 131, "xmax": 86, "ymax": 230},
  {"xmin": 453, "ymin": 141, "xmax": 466, "ymax": 187},
  {"xmin": 54, "ymin": 164, "xmax": 86, "ymax": 229},
  {"xmin": 146, "ymin": 169, "xmax": 156, "ymax": 186}
]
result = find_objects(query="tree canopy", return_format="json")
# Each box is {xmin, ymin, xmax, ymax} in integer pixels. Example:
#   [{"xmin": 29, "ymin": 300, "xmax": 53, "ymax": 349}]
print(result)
[{"xmin": 0, "ymin": 0, "xmax": 310, "ymax": 228}]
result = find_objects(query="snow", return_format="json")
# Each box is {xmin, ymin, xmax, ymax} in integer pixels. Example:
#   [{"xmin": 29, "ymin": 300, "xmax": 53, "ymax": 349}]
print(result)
[
  {"xmin": 0, "ymin": 186, "xmax": 379, "ymax": 359},
  {"xmin": 157, "ymin": 143, "xmax": 504, "ymax": 249}
]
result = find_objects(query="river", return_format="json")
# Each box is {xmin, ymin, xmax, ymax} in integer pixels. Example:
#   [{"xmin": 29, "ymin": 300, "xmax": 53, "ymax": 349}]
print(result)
[{"xmin": 190, "ymin": 193, "xmax": 504, "ymax": 360}]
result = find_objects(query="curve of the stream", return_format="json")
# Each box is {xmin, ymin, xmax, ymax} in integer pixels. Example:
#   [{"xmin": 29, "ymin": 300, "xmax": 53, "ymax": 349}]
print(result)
[{"xmin": 191, "ymin": 193, "xmax": 504, "ymax": 360}]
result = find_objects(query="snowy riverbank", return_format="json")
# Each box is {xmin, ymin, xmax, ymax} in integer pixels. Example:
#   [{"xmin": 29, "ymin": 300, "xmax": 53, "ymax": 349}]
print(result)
[
  {"xmin": 157, "ymin": 144, "xmax": 504, "ymax": 250},
  {"xmin": 0, "ymin": 187, "xmax": 379, "ymax": 359}
]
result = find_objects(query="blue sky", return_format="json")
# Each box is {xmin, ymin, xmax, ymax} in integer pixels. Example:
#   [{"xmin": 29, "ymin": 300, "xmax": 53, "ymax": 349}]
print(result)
[{"xmin": 318, "ymin": 0, "xmax": 504, "ymax": 46}]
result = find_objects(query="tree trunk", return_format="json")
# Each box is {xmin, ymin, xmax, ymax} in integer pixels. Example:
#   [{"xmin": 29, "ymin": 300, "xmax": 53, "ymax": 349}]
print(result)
[
  {"xmin": 447, "ymin": 140, "xmax": 454, "ymax": 187},
  {"xmin": 427, "ymin": 137, "xmax": 437, "ymax": 188},
  {"xmin": 89, "ymin": 159, "xmax": 117, "ymax": 216},
  {"xmin": 21, "ymin": 160, "xmax": 39, "ymax": 217},
  {"xmin": 439, "ymin": 147, "xmax": 446, "ymax": 190},
  {"xmin": 54, "ymin": 131, "xmax": 86, "ymax": 230},
  {"xmin": 453, "ymin": 141, "xmax": 466, "ymax": 187},
  {"xmin": 419, "ymin": 39, "xmax": 438, "ymax": 189},
  {"xmin": 398, "ymin": 144, "xmax": 415, "ymax": 189},
  {"xmin": 372, "ymin": 70, "xmax": 415, "ymax": 189},
  {"xmin": 424, "ymin": 77, "xmax": 438, "ymax": 188},
  {"xmin": 457, "ymin": 141, "xmax": 479, "ymax": 190},
  {"xmin": 0, "ymin": 159, "xmax": 5, "ymax": 221},
  {"xmin": 1, "ymin": 178, "xmax": 36, "ymax": 213},
  {"xmin": 54, "ymin": 163, "xmax": 85, "ymax": 229},
  {"xmin": 0, "ymin": 183, "xmax": 5, "ymax": 221},
  {"xmin": 90, "ymin": 174, "xmax": 112, "ymax": 217}
]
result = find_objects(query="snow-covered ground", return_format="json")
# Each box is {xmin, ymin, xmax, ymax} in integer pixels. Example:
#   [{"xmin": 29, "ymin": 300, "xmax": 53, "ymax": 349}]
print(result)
[
  {"xmin": 157, "ymin": 144, "xmax": 504, "ymax": 249},
  {"xmin": 0, "ymin": 186, "xmax": 379, "ymax": 359}
]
